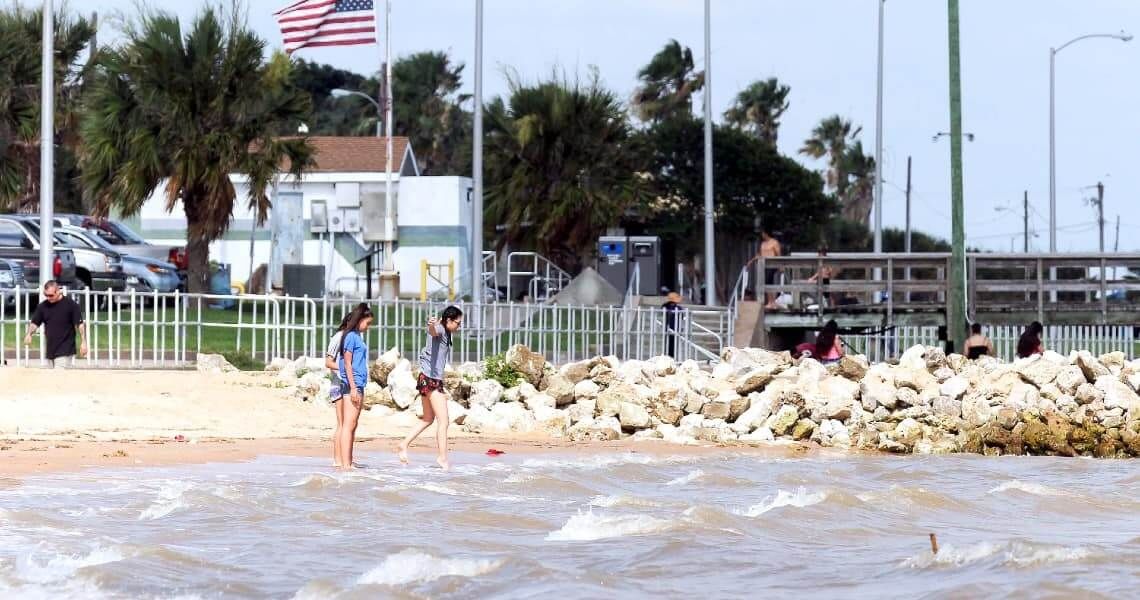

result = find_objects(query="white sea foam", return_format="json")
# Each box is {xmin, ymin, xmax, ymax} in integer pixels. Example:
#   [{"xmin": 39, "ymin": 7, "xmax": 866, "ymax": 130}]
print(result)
[
  {"xmin": 14, "ymin": 545, "xmax": 125, "ymax": 584},
  {"xmin": 588, "ymin": 495, "xmax": 661, "ymax": 509},
  {"xmin": 546, "ymin": 511, "xmax": 675, "ymax": 541},
  {"xmin": 138, "ymin": 481, "xmax": 193, "ymax": 521},
  {"xmin": 903, "ymin": 541, "xmax": 1093, "ymax": 569},
  {"xmin": 987, "ymin": 480, "xmax": 1068, "ymax": 497},
  {"xmin": 666, "ymin": 469, "xmax": 705, "ymax": 486},
  {"xmin": 737, "ymin": 488, "xmax": 828, "ymax": 517},
  {"xmin": 356, "ymin": 550, "xmax": 501, "ymax": 585}
]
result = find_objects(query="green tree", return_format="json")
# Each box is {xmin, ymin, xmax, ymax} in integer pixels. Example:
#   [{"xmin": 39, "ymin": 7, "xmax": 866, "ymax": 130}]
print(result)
[
  {"xmin": 635, "ymin": 117, "xmax": 836, "ymax": 300},
  {"xmin": 841, "ymin": 140, "xmax": 875, "ymax": 224},
  {"xmin": 723, "ymin": 77, "xmax": 790, "ymax": 147},
  {"xmin": 800, "ymin": 115, "xmax": 875, "ymax": 226},
  {"xmin": 392, "ymin": 51, "xmax": 471, "ymax": 175},
  {"xmin": 0, "ymin": 7, "xmax": 95, "ymax": 213},
  {"xmin": 484, "ymin": 70, "xmax": 649, "ymax": 273},
  {"xmin": 293, "ymin": 52, "xmax": 472, "ymax": 175},
  {"xmin": 80, "ymin": 7, "xmax": 313, "ymax": 293},
  {"xmin": 290, "ymin": 59, "xmax": 369, "ymax": 135},
  {"xmin": 632, "ymin": 40, "xmax": 704, "ymax": 123}
]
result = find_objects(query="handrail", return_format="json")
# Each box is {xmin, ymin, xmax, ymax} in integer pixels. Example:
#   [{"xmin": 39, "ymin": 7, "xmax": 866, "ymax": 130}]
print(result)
[
  {"xmin": 653, "ymin": 315, "xmax": 720, "ymax": 363},
  {"xmin": 623, "ymin": 261, "xmax": 641, "ymax": 309},
  {"xmin": 505, "ymin": 251, "xmax": 571, "ymax": 302}
]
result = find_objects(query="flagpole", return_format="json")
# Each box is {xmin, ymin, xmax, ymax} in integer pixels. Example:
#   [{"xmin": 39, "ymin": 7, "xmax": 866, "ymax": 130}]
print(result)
[
  {"xmin": 380, "ymin": 0, "xmax": 397, "ymax": 299},
  {"xmin": 472, "ymin": 0, "xmax": 484, "ymax": 306},
  {"xmin": 39, "ymin": 0, "xmax": 55, "ymax": 287}
]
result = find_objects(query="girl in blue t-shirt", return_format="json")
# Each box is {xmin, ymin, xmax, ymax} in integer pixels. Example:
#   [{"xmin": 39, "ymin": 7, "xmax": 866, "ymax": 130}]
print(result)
[{"xmin": 336, "ymin": 305, "xmax": 373, "ymax": 469}]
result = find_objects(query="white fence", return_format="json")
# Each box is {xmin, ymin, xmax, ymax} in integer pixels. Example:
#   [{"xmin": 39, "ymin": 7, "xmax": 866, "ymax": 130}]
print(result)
[
  {"xmin": 986, "ymin": 325, "xmax": 1137, "ymax": 361},
  {"xmin": 842, "ymin": 326, "xmax": 941, "ymax": 363},
  {"xmin": 1, "ymin": 287, "xmax": 722, "ymax": 369}
]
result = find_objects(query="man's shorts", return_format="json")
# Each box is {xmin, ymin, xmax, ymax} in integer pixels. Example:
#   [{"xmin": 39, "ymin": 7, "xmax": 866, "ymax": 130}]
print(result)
[{"xmin": 46, "ymin": 355, "xmax": 75, "ymax": 369}]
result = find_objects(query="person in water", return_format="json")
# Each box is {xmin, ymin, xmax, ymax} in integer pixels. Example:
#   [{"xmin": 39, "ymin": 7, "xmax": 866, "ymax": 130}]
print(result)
[
  {"xmin": 398, "ymin": 305, "xmax": 464, "ymax": 470},
  {"xmin": 1016, "ymin": 321, "xmax": 1045, "ymax": 359},
  {"xmin": 814, "ymin": 320, "xmax": 844, "ymax": 364},
  {"xmin": 326, "ymin": 303, "xmax": 368, "ymax": 468},
  {"xmin": 964, "ymin": 323, "xmax": 996, "ymax": 360},
  {"xmin": 336, "ymin": 304, "xmax": 373, "ymax": 469}
]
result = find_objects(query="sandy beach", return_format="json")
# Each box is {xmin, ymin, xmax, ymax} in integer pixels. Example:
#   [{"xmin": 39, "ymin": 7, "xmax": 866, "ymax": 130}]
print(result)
[{"xmin": 0, "ymin": 368, "xmax": 809, "ymax": 480}]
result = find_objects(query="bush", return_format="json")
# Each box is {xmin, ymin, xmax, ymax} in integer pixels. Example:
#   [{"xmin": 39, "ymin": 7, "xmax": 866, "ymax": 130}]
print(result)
[
  {"xmin": 483, "ymin": 353, "xmax": 522, "ymax": 388},
  {"xmin": 222, "ymin": 351, "xmax": 265, "ymax": 372}
]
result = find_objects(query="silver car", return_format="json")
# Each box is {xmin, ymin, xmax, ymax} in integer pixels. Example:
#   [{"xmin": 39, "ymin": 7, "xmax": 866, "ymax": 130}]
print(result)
[{"xmin": 55, "ymin": 226, "xmax": 181, "ymax": 293}]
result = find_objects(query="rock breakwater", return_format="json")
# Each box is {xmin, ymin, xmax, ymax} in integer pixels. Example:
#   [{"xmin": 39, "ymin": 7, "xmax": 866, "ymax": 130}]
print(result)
[{"xmin": 231, "ymin": 343, "xmax": 1140, "ymax": 457}]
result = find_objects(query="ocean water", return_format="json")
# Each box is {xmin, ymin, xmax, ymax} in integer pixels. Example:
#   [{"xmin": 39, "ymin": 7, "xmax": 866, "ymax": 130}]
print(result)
[{"xmin": 1, "ymin": 449, "xmax": 1139, "ymax": 599}]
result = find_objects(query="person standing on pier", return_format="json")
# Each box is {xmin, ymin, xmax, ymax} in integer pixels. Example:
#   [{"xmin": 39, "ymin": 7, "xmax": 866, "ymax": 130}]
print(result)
[{"xmin": 747, "ymin": 231, "xmax": 782, "ymax": 309}]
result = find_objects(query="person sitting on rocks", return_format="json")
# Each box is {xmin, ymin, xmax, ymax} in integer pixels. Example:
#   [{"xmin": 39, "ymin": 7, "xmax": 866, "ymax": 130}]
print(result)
[
  {"xmin": 1016, "ymin": 321, "xmax": 1044, "ymax": 359},
  {"xmin": 965, "ymin": 323, "xmax": 996, "ymax": 360},
  {"xmin": 814, "ymin": 320, "xmax": 844, "ymax": 364}
]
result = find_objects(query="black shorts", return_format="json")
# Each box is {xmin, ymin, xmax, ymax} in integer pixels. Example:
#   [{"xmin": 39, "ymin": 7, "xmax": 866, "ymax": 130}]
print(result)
[
  {"xmin": 764, "ymin": 268, "xmax": 778, "ymax": 285},
  {"xmin": 416, "ymin": 373, "xmax": 444, "ymax": 397}
]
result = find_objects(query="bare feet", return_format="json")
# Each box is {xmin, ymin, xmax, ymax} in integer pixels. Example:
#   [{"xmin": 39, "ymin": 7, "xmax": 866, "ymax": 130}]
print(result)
[
  {"xmin": 396, "ymin": 444, "xmax": 409, "ymax": 464},
  {"xmin": 436, "ymin": 456, "xmax": 450, "ymax": 471}
]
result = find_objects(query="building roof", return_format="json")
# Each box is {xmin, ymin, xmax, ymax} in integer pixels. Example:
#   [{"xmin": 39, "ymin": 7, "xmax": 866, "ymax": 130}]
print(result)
[{"xmin": 299, "ymin": 136, "xmax": 418, "ymax": 175}]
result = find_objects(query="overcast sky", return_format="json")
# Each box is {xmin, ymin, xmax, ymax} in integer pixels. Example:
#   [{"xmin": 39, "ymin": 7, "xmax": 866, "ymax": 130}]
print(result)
[{"xmin": 54, "ymin": 0, "xmax": 1140, "ymax": 251}]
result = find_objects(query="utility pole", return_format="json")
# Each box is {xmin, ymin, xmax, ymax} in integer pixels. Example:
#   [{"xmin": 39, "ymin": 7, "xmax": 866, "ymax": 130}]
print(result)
[
  {"xmin": 1097, "ymin": 181, "xmax": 1105, "ymax": 254},
  {"xmin": 1023, "ymin": 191, "xmax": 1029, "ymax": 253},
  {"xmin": 946, "ymin": 0, "xmax": 967, "ymax": 352},
  {"xmin": 904, "ymin": 156, "xmax": 912, "ymax": 303},
  {"xmin": 904, "ymin": 156, "xmax": 912, "ymax": 253}
]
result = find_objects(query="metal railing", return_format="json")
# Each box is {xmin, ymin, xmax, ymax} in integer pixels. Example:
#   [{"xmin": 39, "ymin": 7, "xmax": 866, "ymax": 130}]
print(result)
[
  {"xmin": 1, "ymin": 287, "xmax": 318, "ymax": 368},
  {"xmin": 984, "ymin": 324, "xmax": 1136, "ymax": 361},
  {"xmin": 504, "ymin": 251, "xmax": 571, "ymax": 303},
  {"xmin": 842, "ymin": 326, "xmax": 941, "ymax": 364}
]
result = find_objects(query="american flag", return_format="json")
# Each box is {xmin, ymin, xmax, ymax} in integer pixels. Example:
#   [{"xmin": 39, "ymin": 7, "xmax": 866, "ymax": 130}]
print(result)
[{"xmin": 274, "ymin": 0, "xmax": 378, "ymax": 54}]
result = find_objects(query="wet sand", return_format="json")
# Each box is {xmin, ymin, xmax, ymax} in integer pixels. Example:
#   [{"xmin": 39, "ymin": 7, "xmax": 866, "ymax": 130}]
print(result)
[{"xmin": 0, "ymin": 368, "xmax": 813, "ymax": 481}]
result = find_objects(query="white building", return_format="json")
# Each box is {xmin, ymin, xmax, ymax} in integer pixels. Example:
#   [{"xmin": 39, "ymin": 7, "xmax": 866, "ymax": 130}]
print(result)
[{"xmin": 121, "ymin": 137, "xmax": 475, "ymax": 297}]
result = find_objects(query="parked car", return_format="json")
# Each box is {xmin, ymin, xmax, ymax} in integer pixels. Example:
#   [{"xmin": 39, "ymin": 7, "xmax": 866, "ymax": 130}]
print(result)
[
  {"xmin": 56, "ymin": 226, "xmax": 181, "ymax": 294},
  {"xmin": 0, "ymin": 258, "xmax": 29, "ymax": 308},
  {"xmin": 0, "ymin": 217, "xmax": 80, "ymax": 289},
  {"xmin": 54, "ymin": 215, "xmax": 187, "ymax": 285},
  {"xmin": 14, "ymin": 217, "xmax": 126, "ymax": 293}
]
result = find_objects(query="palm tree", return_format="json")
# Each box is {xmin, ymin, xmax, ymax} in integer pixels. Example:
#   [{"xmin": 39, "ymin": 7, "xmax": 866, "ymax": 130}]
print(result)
[
  {"xmin": 80, "ymin": 7, "xmax": 313, "ymax": 293},
  {"xmin": 484, "ymin": 70, "xmax": 649, "ymax": 273},
  {"xmin": 723, "ymin": 77, "xmax": 790, "ymax": 146},
  {"xmin": 0, "ymin": 7, "xmax": 95, "ymax": 212},
  {"xmin": 800, "ymin": 115, "xmax": 860, "ymax": 197},
  {"xmin": 392, "ymin": 51, "xmax": 472, "ymax": 175},
  {"xmin": 800, "ymin": 115, "xmax": 875, "ymax": 226},
  {"xmin": 632, "ymin": 40, "xmax": 704, "ymax": 123},
  {"xmin": 841, "ymin": 141, "xmax": 876, "ymax": 224}
]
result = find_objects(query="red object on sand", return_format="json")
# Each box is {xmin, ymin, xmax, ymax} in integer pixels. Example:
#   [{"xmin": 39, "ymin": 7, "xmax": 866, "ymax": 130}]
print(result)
[
  {"xmin": 174, "ymin": 435, "xmax": 187, "ymax": 442},
  {"xmin": 485, "ymin": 449, "xmax": 504, "ymax": 456}
]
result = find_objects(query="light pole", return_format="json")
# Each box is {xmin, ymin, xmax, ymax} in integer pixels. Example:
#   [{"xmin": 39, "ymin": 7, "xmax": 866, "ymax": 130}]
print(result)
[
  {"xmin": 703, "ymin": 0, "xmax": 715, "ymax": 306},
  {"xmin": 1048, "ymin": 31, "xmax": 1131, "ymax": 253},
  {"xmin": 39, "ymin": 0, "xmax": 54, "ymax": 288},
  {"xmin": 873, "ymin": 0, "xmax": 885, "ymax": 260},
  {"xmin": 330, "ymin": 88, "xmax": 382, "ymax": 137}
]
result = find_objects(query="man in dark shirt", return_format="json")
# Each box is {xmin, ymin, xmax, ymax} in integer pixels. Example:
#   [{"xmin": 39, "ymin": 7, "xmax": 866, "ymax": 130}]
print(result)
[{"xmin": 24, "ymin": 281, "xmax": 87, "ymax": 368}]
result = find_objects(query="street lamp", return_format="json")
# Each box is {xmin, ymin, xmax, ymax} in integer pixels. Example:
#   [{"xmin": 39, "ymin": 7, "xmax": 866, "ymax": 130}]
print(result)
[
  {"xmin": 330, "ymin": 88, "xmax": 382, "ymax": 137},
  {"xmin": 1048, "ymin": 31, "xmax": 1131, "ymax": 253}
]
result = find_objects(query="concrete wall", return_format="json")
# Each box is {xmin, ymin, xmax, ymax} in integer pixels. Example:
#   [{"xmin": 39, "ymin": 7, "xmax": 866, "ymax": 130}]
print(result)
[{"xmin": 124, "ymin": 174, "xmax": 474, "ymax": 297}]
